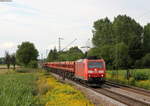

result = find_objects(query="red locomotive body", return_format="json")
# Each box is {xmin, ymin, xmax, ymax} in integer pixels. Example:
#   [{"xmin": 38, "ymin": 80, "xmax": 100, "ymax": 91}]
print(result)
[
  {"xmin": 75, "ymin": 59, "xmax": 106, "ymax": 84},
  {"xmin": 43, "ymin": 58, "xmax": 106, "ymax": 85}
]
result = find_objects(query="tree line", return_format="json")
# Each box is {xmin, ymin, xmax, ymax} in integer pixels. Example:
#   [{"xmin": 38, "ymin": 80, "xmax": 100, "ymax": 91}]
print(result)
[
  {"xmin": 3, "ymin": 42, "xmax": 39, "ymax": 69},
  {"xmin": 47, "ymin": 46, "xmax": 84, "ymax": 62},
  {"xmin": 2, "ymin": 14, "xmax": 150, "ymax": 70},
  {"xmin": 3, "ymin": 52, "xmax": 16, "ymax": 70},
  {"xmin": 88, "ymin": 15, "xmax": 150, "ymax": 69},
  {"xmin": 46, "ymin": 15, "xmax": 150, "ymax": 69}
]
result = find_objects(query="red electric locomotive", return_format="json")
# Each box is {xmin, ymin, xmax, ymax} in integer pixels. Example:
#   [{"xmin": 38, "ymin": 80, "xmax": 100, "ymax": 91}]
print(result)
[
  {"xmin": 43, "ymin": 58, "xmax": 106, "ymax": 85},
  {"xmin": 75, "ymin": 58, "xmax": 106, "ymax": 84}
]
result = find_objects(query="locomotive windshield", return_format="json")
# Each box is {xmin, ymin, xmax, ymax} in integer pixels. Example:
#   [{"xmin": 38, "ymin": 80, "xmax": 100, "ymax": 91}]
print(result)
[{"xmin": 88, "ymin": 62, "xmax": 103, "ymax": 68}]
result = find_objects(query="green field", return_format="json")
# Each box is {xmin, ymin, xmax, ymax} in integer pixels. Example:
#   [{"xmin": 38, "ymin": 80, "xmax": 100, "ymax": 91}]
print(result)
[
  {"xmin": 106, "ymin": 69, "xmax": 150, "ymax": 89},
  {"xmin": 0, "ymin": 71, "xmax": 38, "ymax": 106},
  {"xmin": 0, "ymin": 64, "xmax": 20, "ymax": 69},
  {"xmin": 0, "ymin": 69, "xmax": 93, "ymax": 106}
]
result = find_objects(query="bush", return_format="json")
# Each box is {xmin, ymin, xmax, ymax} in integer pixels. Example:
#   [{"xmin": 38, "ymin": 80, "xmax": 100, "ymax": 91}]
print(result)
[
  {"xmin": 16, "ymin": 69, "xmax": 29, "ymax": 73},
  {"xmin": 134, "ymin": 72, "xmax": 149, "ymax": 80},
  {"xmin": 135, "ymin": 80, "xmax": 150, "ymax": 90},
  {"xmin": 142, "ymin": 53, "xmax": 150, "ymax": 68},
  {"xmin": 135, "ymin": 60, "xmax": 143, "ymax": 68},
  {"xmin": 28, "ymin": 60, "xmax": 38, "ymax": 68},
  {"xmin": 129, "ymin": 77, "xmax": 135, "ymax": 85}
]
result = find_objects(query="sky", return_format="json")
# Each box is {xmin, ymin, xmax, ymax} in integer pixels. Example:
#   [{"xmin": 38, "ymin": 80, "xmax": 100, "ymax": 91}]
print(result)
[{"xmin": 0, "ymin": 0, "xmax": 150, "ymax": 58}]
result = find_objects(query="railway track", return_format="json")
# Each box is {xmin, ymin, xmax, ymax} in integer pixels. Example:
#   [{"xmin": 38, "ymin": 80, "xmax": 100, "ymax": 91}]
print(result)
[
  {"xmin": 105, "ymin": 81, "xmax": 150, "ymax": 97},
  {"xmin": 75, "ymin": 80, "xmax": 150, "ymax": 105},
  {"xmin": 99, "ymin": 81, "xmax": 150, "ymax": 106},
  {"xmin": 92, "ymin": 87, "xmax": 149, "ymax": 106},
  {"xmin": 49, "ymin": 71, "xmax": 150, "ymax": 106},
  {"xmin": 72, "ymin": 79, "xmax": 150, "ymax": 105}
]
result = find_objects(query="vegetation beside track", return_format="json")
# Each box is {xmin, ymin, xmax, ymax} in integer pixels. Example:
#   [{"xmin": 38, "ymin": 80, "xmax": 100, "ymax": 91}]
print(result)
[
  {"xmin": 0, "ymin": 69, "xmax": 93, "ymax": 106},
  {"xmin": 36, "ymin": 73, "xmax": 93, "ymax": 106},
  {"xmin": 106, "ymin": 69, "xmax": 150, "ymax": 90}
]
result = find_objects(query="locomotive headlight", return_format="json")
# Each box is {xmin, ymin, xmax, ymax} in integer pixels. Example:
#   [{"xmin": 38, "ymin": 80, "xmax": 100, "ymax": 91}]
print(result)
[
  {"xmin": 101, "ymin": 74, "xmax": 104, "ymax": 77},
  {"xmin": 88, "ymin": 70, "xmax": 93, "ymax": 73}
]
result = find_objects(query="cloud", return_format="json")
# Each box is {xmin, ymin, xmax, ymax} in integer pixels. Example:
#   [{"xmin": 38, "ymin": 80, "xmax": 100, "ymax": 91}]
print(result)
[
  {"xmin": 0, "ymin": 42, "xmax": 16, "ymax": 49},
  {"xmin": 46, "ymin": 44, "xmax": 58, "ymax": 50},
  {"xmin": 0, "ymin": 1, "xmax": 39, "ymax": 13},
  {"xmin": 0, "ymin": 1, "xmax": 40, "ymax": 26},
  {"xmin": 0, "ymin": 0, "xmax": 150, "ymax": 57}
]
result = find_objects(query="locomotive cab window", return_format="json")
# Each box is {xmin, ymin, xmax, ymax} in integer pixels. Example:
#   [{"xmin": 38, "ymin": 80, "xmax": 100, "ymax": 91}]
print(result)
[{"xmin": 88, "ymin": 62, "xmax": 103, "ymax": 68}]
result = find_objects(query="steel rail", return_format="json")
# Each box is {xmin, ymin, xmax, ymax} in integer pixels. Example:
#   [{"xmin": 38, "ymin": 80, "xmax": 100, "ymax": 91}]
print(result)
[
  {"xmin": 68, "ymin": 78, "xmax": 150, "ymax": 106},
  {"xmin": 92, "ymin": 88, "xmax": 150, "ymax": 106},
  {"xmin": 105, "ymin": 80, "xmax": 150, "ymax": 97}
]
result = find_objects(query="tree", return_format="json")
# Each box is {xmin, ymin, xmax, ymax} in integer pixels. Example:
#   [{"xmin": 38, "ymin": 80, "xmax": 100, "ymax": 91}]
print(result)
[
  {"xmin": 100, "ymin": 45, "xmax": 114, "ymax": 69},
  {"xmin": 11, "ymin": 54, "xmax": 16, "ymax": 70},
  {"xmin": 0, "ymin": 58, "xmax": 5, "ymax": 64},
  {"xmin": 143, "ymin": 23, "xmax": 150, "ymax": 54},
  {"xmin": 47, "ymin": 50, "xmax": 53, "ymax": 61},
  {"xmin": 58, "ymin": 47, "xmax": 84, "ymax": 61},
  {"xmin": 92, "ymin": 17, "xmax": 113, "ymax": 47},
  {"xmin": 142, "ymin": 53, "xmax": 150, "ymax": 68},
  {"xmin": 91, "ymin": 15, "xmax": 144, "ymax": 69},
  {"xmin": 67, "ymin": 46, "xmax": 84, "ymax": 61},
  {"xmin": 112, "ymin": 43, "xmax": 130, "ymax": 69},
  {"xmin": 87, "ymin": 47, "xmax": 101, "ymax": 58},
  {"xmin": 16, "ymin": 42, "xmax": 39, "ymax": 66},
  {"xmin": 5, "ymin": 51, "xmax": 11, "ymax": 69},
  {"xmin": 113, "ymin": 15, "xmax": 143, "ymax": 60},
  {"xmin": 28, "ymin": 60, "xmax": 38, "ymax": 68},
  {"xmin": 48, "ymin": 46, "xmax": 84, "ymax": 61},
  {"xmin": 58, "ymin": 51, "xmax": 69, "ymax": 61},
  {"xmin": 47, "ymin": 48, "xmax": 58, "ymax": 62}
]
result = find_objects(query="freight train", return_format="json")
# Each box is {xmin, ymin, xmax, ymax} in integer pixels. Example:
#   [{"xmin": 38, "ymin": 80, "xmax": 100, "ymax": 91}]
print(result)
[{"xmin": 43, "ymin": 57, "xmax": 106, "ymax": 86}]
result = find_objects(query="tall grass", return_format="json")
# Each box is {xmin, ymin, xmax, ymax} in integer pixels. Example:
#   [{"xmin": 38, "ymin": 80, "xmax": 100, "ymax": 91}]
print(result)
[
  {"xmin": 0, "ymin": 72, "xmax": 38, "ymax": 106},
  {"xmin": 106, "ymin": 69, "xmax": 150, "ymax": 90}
]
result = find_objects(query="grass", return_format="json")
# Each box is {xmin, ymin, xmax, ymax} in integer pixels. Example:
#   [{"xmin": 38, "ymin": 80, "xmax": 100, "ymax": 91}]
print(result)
[
  {"xmin": 0, "ymin": 71, "xmax": 38, "ymax": 106},
  {"xmin": 0, "ymin": 69, "xmax": 13, "ymax": 74},
  {"xmin": 0, "ymin": 69, "xmax": 93, "ymax": 106},
  {"xmin": 0, "ymin": 64, "xmax": 20, "ymax": 69},
  {"xmin": 106, "ymin": 69, "xmax": 150, "ymax": 90}
]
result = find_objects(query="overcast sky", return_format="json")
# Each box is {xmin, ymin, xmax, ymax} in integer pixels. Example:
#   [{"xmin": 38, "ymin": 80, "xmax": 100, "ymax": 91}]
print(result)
[{"xmin": 0, "ymin": 0, "xmax": 150, "ymax": 58}]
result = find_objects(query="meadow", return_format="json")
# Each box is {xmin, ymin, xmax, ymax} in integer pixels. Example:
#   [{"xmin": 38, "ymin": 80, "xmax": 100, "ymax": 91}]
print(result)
[
  {"xmin": 106, "ymin": 69, "xmax": 150, "ymax": 90},
  {"xmin": 0, "ymin": 69, "xmax": 93, "ymax": 106},
  {"xmin": 0, "ymin": 70, "xmax": 38, "ymax": 106}
]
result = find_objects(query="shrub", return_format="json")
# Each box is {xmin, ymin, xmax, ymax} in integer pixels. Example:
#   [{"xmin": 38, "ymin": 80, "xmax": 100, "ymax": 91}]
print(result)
[
  {"xmin": 134, "ymin": 72, "xmax": 149, "ymax": 80},
  {"xmin": 142, "ymin": 53, "xmax": 150, "ymax": 68},
  {"xmin": 135, "ymin": 60, "xmax": 143, "ymax": 68},
  {"xmin": 28, "ymin": 60, "xmax": 38, "ymax": 68},
  {"xmin": 16, "ymin": 68, "xmax": 35, "ymax": 73},
  {"xmin": 135, "ymin": 80, "xmax": 150, "ymax": 90},
  {"xmin": 129, "ymin": 77, "xmax": 135, "ymax": 85},
  {"xmin": 16, "ymin": 69, "xmax": 29, "ymax": 73}
]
